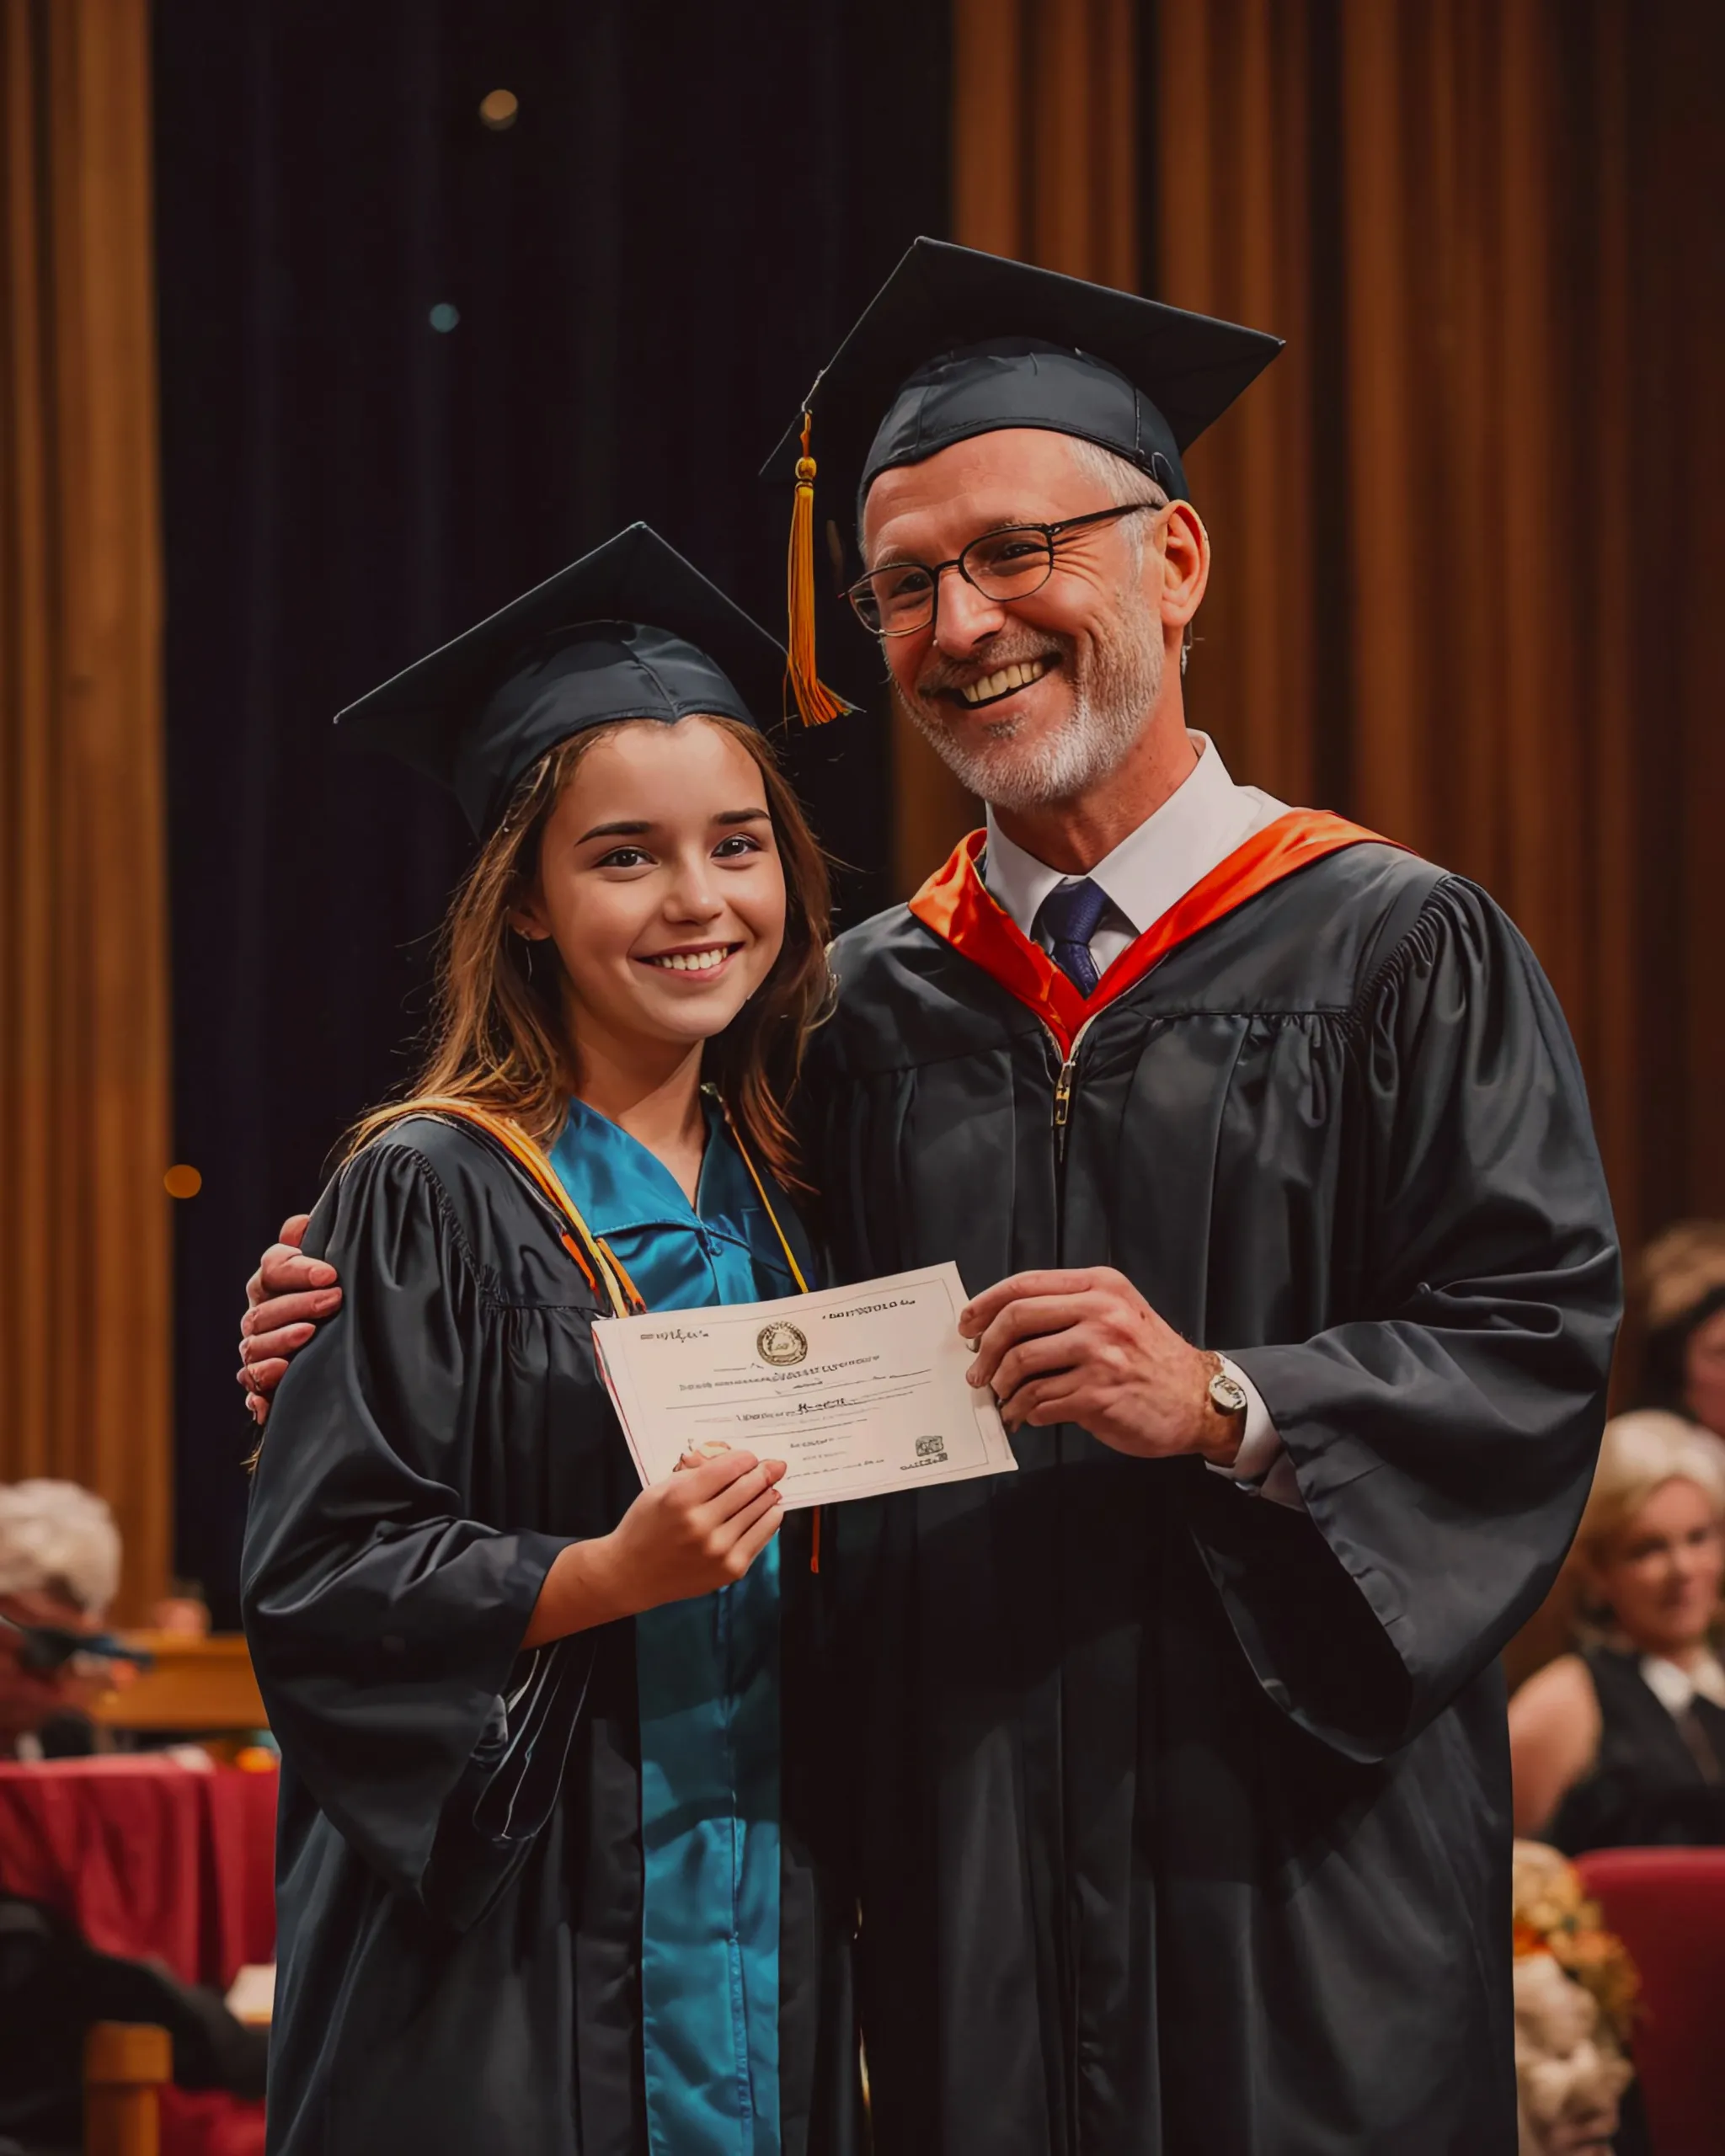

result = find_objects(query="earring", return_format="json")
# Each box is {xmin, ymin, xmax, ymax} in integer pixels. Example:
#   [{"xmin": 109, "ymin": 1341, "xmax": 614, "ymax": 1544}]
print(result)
[{"xmin": 520, "ymin": 932, "xmax": 537, "ymax": 982}]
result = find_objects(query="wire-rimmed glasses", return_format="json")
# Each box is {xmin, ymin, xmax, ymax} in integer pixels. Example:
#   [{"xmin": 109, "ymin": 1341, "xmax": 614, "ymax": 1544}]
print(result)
[{"xmin": 846, "ymin": 502, "xmax": 1156, "ymax": 638}]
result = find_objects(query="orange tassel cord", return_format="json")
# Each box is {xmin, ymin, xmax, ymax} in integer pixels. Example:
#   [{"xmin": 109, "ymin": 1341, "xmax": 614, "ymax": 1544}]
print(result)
[{"xmin": 784, "ymin": 412, "xmax": 852, "ymax": 728}]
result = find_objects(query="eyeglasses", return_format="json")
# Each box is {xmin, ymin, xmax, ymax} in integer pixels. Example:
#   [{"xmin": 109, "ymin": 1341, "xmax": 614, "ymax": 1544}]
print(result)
[
  {"xmin": 0, "ymin": 1608, "xmax": 152, "ymax": 1676},
  {"xmin": 846, "ymin": 502, "xmax": 1157, "ymax": 638}
]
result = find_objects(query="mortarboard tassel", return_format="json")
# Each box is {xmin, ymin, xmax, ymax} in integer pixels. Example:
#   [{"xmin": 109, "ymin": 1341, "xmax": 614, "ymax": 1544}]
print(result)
[{"xmin": 784, "ymin": 412, "xmax": 851, "ymax": 727}]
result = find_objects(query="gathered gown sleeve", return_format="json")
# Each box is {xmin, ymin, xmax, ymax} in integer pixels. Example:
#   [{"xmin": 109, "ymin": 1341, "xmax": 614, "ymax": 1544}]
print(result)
[
  {"xmin": 1204, "ymin": 876, "xmax": 1621, "ymax": 1762},
  {"xmin": 241, "ymin": 1134, "xmax": 592, "ymax": 1930}
]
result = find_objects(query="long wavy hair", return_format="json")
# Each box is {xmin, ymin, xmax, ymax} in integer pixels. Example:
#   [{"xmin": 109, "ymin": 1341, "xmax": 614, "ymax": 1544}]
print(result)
[{"xmin": 347, "ymin": 716, "xmax": 833, "ymax": 1187}]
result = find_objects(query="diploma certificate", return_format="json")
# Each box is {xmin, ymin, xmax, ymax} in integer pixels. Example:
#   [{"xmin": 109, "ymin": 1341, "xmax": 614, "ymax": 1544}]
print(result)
[{"xmin": 591, "ymin": 1262, "xmax": 1017, "ymax": 1508}]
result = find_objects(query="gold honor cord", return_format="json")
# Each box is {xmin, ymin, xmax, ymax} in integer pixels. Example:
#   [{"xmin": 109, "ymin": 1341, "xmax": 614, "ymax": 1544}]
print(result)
[
  {"xmin": 413, "ymin": 1097, "xmax": 643, "ymax": 1318},
  {"xmin": 709, "ymin": 1088, "xmax": 812, "ymax": 1296},
  {"xmin": 419, "ymin": 1092, "xmax": 822, "ymax": 1569},
  {"xmin": 708, "ymin": 1088, "xmax": 823, "ymax": 1569}
]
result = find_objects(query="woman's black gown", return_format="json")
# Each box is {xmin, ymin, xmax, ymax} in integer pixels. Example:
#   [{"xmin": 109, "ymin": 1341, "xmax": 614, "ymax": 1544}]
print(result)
[{"xmin": 241, "ymin": 1116, "xmax": 860, "ymax": 2156}]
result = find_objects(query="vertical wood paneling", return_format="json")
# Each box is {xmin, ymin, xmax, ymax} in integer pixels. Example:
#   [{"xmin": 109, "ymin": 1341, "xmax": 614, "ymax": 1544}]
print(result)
[
  {"xmin": 1155, "ymin": 0, "xmax": 1317, "ymax": 804},
  {"xmin": 1658, "ymin": 6, "xmax": 1725, "ymax": 1228},
  {"xmin": 1338, "ymin": 0, "xmax": 1424, "ymax": 848},
  {"xmin": 1148, "ymin": 0, "xmax": 1722, "ymax": 1258},
  {"xmin": 0, "ymin": 0, "xmax": 170, "ymax": 1620},
  {"xmin": 912, "ymin": 0, "xmax": 1142, "ymax": 898},
  {"xmin": 951, "ymin": 0, "xmax": 1024, "ymax": 265},
  {"xmin": 1583, "ymin": 0, "xmax": 1638, "ymax": 1256}
]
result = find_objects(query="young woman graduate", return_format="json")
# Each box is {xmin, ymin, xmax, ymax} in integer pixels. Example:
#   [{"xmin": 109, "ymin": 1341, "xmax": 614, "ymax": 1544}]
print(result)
[{"xmin": 239, "ymin": 526, "xmax": 861, "ymax": 2156}]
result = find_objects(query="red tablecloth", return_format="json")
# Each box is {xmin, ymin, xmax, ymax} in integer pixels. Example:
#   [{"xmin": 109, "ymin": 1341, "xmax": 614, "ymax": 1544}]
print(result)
[
  {"xmin": 0, "ymin": 1756, "xmax": 276, "ymax": 2156},
  {"xmin": 0, "ymin": 1753, "xmax": 277, "ymax": 1985}
]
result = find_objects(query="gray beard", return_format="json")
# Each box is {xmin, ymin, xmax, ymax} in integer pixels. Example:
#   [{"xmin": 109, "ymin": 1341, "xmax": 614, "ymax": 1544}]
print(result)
[{"xmin": 897, "ymin": 600, "xmax": 1166, "ymax": 813}]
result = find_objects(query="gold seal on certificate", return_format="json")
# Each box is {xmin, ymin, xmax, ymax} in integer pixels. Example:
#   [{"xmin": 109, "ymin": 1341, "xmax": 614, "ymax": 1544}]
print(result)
[
  {"xmin": 591, "ymin": 1262, "xmax": 1018, "ymax": 1509},
  {"xmin": 755, "ymin": 1321, "xmax": 809, "ymax": 1368}
]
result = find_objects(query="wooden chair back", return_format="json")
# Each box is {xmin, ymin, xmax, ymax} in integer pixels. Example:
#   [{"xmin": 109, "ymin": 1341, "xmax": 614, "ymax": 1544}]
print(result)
[{"xmin": 84, "ymin": 2021, "xmax": 169, "ymax": 2156}]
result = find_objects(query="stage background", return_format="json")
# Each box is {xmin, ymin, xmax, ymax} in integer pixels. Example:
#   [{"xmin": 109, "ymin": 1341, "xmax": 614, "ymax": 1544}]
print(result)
[
  {"xmin": 151, "ymin": 0, "xmax": 943, "ymax": 1620},
  {"xmin": 0, "ymin": 1, "xmax": 1717, "ymax": 1620}
]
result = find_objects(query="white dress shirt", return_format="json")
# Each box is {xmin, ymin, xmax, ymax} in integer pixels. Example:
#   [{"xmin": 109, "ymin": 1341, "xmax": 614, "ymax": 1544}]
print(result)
[
  {"xmin": 982, "ymin": 733, "xmax": 1303, "ymax": 1508},
  {"xmin": 1639, "ymin": 1649, "xmax": 1725, "ymax": 1718}
]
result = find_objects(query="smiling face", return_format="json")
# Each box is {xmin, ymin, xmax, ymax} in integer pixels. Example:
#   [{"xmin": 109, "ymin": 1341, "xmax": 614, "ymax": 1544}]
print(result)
[
  {"xmin": 510, "ymin": 716, "xmax": 788, "ymax": 1076},
  {"xmin": 860, "ymin": 429, "xmax": 1207, "ymax": 812},
  {"xmin": 1588, "ymin": 1474, "xmax": 1725, "ymax": 1659}
]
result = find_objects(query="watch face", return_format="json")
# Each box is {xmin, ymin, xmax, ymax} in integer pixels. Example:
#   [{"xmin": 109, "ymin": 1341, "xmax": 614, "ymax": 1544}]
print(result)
[{"xmin": 1209, "ymin": 1371, "xmax": 1248, "ymax": 1417}]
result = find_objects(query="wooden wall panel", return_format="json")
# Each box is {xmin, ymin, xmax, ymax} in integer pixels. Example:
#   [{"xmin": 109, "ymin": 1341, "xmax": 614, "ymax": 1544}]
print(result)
[
  {"xmin": 911, "ymin": 0, "xmax": 1144, "ymax": 898},
  {"xmin": 1155, "ymin": 0, "xmax": 1317, "ymax": 806},
  {"xmin": 1148, "ymin": 0, "xmax": 1724, "ymax": 1262},
  {"xmin": 0, "ymin": 0, "xmax": 170, "ymax": 1620}
]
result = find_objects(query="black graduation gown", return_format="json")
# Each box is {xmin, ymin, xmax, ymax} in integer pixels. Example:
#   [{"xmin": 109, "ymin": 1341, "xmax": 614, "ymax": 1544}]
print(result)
[
  {"xmin": 801, "ymin": 831, "xmax": 1620, "ymax": 2156},
  {"xmin": 240, "ymin": 1116, "xmax": 860, "ymax": 2156}
]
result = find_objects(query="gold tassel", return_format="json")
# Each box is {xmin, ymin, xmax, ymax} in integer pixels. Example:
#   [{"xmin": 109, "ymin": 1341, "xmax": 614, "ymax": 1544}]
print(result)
[{"xmin": 784, "ymin": 412, "xmax": 852, "ymax": 727}]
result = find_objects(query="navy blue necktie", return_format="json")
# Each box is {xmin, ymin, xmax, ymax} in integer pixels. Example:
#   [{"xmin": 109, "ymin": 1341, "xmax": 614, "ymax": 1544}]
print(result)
[{"xmin": 1034, "ymin": 877, "xmax": 1111, "ymax": 997}]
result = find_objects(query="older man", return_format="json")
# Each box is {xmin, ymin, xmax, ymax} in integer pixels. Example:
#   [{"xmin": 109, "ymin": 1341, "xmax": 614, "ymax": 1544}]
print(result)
[
  {"xmin": 768, "ymin": 243, "xmax": 1618, "ymax": 2155},
  {"xmin": 243, "ymin": 246, "xmax": 1617, "ymax": 2153}
]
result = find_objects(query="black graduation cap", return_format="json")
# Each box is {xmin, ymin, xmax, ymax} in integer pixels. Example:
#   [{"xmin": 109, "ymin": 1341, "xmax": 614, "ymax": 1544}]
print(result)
[
  {"xmin": 336, "ymin": 524, "xmax": 788, "ymax": 837},
  {"xmin": 761, "ymin": 239, "xmax": 1283, "ymax": 719}
]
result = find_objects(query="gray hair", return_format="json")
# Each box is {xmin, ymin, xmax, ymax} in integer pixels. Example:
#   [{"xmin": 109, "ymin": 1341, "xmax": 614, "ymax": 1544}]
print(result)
[
  {"xmin": 1061, "ymin": 437, "xmax": 1191, "ymax": 669},
  {"xmin": 1062, "ymin": 435, "xmax": 1172, "ymax": 534},
  {"xmin": 0, "ymin": 1481, "xmax": 121, "ymax": 1614}
]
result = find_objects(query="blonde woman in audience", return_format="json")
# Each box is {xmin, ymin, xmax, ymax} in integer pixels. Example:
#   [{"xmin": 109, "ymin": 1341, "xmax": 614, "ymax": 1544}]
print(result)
[{"xmin": 1510, "ymin": 1411, "xmax": 1725, "ymax": 1849}]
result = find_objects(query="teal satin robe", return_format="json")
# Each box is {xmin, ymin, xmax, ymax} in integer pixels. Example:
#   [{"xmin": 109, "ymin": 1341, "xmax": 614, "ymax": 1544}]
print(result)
[{"xmin": 551, "ymin": 1094, "xmax": 798, "ymax": 2156}]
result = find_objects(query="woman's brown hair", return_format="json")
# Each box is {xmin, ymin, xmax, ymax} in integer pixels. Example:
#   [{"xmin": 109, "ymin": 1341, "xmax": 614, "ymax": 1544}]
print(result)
[{"xmin": 347, "ymin": 715, "xmax": 832, "ymax": 1187}]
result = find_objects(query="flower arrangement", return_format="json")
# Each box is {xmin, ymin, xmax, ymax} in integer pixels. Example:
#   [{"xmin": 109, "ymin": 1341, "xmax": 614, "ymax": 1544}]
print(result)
[{"xmin": 1511, "ymin": 1841, "xmax": 1637, "ymax": 2156}]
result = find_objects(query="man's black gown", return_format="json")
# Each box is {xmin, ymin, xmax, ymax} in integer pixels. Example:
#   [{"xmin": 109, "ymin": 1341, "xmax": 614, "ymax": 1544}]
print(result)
[
  {"xmin": 802, "ymin": 826, "xmax": 1619, "ymax": 2156},
  {"xmin": 241, "ymin": 1118, "xmax": 859, "ymax": 2156}
]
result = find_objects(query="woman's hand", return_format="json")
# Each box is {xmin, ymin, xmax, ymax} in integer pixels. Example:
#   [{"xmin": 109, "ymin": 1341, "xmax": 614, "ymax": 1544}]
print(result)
[
  {"xmin": 603, "ymin": 1449, "xmax": 788, "ymax": 1612},
  {"xmin": 522, "ymin": 1450, "xmax": 785, "ymax": 1645}
]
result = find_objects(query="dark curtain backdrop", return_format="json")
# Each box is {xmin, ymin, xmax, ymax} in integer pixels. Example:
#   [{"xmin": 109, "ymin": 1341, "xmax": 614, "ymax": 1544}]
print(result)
[{"xmin": 154, "ymin": 1, "xmax": 946, "ymax": 1620}]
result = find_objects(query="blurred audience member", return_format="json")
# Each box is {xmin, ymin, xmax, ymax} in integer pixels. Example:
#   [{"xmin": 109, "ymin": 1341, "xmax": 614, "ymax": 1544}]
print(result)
[
  {"xmin": 1634, "ymin": 1220, "xmax": 1725, "ymax": 1440},
  {"xmin": 0, "ymin": 1890, "xmax": 268, "ymax": 2155},
  {"xmin": 0, "ymin": 1481, "xmax": 120, "ymax": 1761},
  {"xmin": 1510, "ymin": 1413, "xmax": 1725, "ymax": 1850},
  {"xmin": 152, "ymin": 1578, "xmax": 211, "ymax": 1639},
  {"xmin": 0, "ymin": 1483, "xmax": 266, "ymax": 2152}
]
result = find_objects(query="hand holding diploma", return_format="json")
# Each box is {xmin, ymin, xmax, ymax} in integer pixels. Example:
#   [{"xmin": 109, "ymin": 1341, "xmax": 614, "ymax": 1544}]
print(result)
[
  {"xmin": 522, "ymin": 1448, "xmax": 787, "ymax": 1644},
  {"xmin": 595, "ymin": 1263, "xmax": 1017, "ymax": 1508}
]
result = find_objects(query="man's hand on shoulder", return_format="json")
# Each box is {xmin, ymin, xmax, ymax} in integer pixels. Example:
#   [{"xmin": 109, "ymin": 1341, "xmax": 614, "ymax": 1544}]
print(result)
[
  {"xmin": 960, "ymin": 1267, "xmax": 1242, "ymax": 1465},
  {"xmin": 237, "ymin": 1214, "xmax": 344, "ymax": 1426}
]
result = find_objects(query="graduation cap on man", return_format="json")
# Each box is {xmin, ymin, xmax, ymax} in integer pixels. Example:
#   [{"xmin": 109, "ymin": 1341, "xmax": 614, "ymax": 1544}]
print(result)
[
  {"xmin": 761, "ymin": 237, "xmax": 1284, "ymax": 724},
  {"xmin": 335, "ymin": 522, "xmax": 788, "ymax": 838}
]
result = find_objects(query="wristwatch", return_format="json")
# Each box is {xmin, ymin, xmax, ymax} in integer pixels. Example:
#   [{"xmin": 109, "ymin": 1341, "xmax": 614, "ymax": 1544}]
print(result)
[{"xmin": 1205, "ymin": 1354, "xmax": 1249, "ymax": 1419}]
